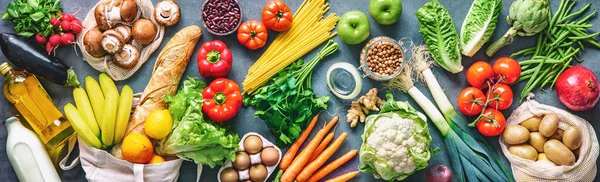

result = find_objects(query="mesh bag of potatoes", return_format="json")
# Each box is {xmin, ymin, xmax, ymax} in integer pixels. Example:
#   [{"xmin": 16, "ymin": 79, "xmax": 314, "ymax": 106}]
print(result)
[{"xmin": 499, "ymin": 98, "xmax": 599, "ymax": 182}]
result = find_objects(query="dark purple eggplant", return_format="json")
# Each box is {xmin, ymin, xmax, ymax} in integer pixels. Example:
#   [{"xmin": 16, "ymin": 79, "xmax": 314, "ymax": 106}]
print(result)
[{"xmin": 0, "ymin": 33, "xmax": 79, "ymax": 87}]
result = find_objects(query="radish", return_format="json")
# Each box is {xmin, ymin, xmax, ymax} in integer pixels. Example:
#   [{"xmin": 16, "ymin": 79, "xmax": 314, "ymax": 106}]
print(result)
[
  {"xmin": 60, "ymin": 33, "xmax": 75, "ymax": 46},
  {"xmin": 61, "ymin": 20, "xmax": 72, "ymax": 31},
  {"xmin": 50, "ymin": 18, "xmax": 61, "ymax": 28},
  {"xmin": 35, "ymin": 34, "xmax": 47, "ymax": 45},
  {"xmin": 556, "ymin": 66, "xmax": 600, "ymax": 111},
  {"xmin": 45, "ymin": 41, "xmax": 54, "ymax": 54},
  {"xmin": 49, "ymin": 34, "xmax": 61, "ymax": 47},
  {"xmin": 70, "ymin": 20, "xmax": 83, "ymax": 35},
  {"xmin": 61, "ymin": 13, "xmax": 76, "ymax": 22}
]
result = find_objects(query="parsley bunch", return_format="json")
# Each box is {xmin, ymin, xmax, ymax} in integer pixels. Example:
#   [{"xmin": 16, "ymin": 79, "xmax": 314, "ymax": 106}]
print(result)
[
  {"xmin": 244, "ymin": 40, "xmax": 339, "ymax": 146},
  {"xmin": 2, "ymin": 0, "xmax": 62, "ymax": 37}
]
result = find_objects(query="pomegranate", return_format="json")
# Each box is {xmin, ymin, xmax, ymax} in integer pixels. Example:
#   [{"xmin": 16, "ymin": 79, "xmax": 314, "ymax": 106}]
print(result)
[{"xmin": 555, "ymin": 66, "xmax": 600, "ymax": 111}]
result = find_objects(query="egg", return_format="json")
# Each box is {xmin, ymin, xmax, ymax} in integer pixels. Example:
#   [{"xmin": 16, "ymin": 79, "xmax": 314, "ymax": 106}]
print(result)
[
  {"xmin": 249, "ymin": 164, "xmax": 268, "ymax": 182},
  {"xmin": 244, "ymin": 135, "xmax": 263, "ymax": 154},
  {"xmin": 220, "ymin": 168, "xmax": 239, "ymax": 182},
  {"xmin": 260, "ymin": 147, "xmax": 280, "ymax": 166},
  {"xmin": 233, "ymin": 151, "xmax": 251, "ymax": 170}
]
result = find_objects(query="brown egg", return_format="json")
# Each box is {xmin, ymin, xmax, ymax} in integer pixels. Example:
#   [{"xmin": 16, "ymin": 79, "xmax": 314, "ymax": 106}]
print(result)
[
  {"xmin": 249, "ymin": 164, "xmax": 268, "ymax": 182},
  {"xmin": 219, "ymin": 168, "xmax": 238, "ymax": 182},
  {"xmin": 260, "ymin": 147, "xmax": 280, "ymax": 166},
  {"xmin": 244, "ymin": 135, "xmax": 263, "ymax": 154},
  {"xmin": 233, "ymin": 151, "xmax": 251, "ymax": 170}
]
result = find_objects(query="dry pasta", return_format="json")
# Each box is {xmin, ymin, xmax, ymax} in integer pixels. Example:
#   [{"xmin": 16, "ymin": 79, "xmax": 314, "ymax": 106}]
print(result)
[{"xmin": 242, "ymin": 0, "xmax": 338, "ymax": 93}]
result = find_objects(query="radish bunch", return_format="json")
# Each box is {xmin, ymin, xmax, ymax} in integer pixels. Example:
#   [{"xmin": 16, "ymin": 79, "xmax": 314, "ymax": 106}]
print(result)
[{"xmin": 35, "ymin": 13, "xmax": 83, "ymax": 54}]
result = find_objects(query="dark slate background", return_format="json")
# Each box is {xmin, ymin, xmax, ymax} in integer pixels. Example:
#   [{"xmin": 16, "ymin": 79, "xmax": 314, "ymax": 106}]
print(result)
[{"xmin": 0, "ymin": 0, "xmax": 599, "ymax": 181}]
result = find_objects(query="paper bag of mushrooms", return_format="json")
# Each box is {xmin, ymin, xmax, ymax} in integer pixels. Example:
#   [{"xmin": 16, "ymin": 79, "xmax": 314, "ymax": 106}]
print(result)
[
  {"xmin": 77, "ymin": 0, "xmax": 181, "ymax": 80},
  {"xmin": 499, "ymin": 98, "xmax": 599, "ymax": 182}
]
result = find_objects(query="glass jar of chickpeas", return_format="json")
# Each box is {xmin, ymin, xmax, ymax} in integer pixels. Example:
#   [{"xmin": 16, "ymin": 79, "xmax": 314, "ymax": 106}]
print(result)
[{"xmin": 359, "ymin": 36, "xmax": 407, "ymax": 81}]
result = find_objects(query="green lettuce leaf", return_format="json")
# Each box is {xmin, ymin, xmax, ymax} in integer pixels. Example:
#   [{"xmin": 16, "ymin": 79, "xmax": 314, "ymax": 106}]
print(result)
[
  {"xmin": 416, "ymin": 0, "xmax": 463, "ymax": 73},
  {"xmin": 460, "ymin": 0, "xmax": 502, "ymax": 57},
  {"xmin": 158, "ymin": 77, "xmax": 239, "ymax": 168}
]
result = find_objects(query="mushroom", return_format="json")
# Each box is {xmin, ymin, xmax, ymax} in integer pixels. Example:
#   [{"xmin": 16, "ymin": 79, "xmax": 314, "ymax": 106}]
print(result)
[
  {"xmin": 132, "ymin": 19, "xmax": 157, "ymax": 45},
  {"xmin": 83, "ymin": 27, "xmax": 106, "ymax": 57},
  {"xmin": 119, "ymin": 0, "xmax": 138, "ymax": 22},
  {"xmin": 94, "ymin": 4, "xmax": 111, "ymax": 31},
  {"xmin": 101, "ymin": 29, "xmax": 125, "ymax": 54},
  {"xmin": 114, "ymin": 24, "xmax": 132, "ymax": 43},
  {"xmin": 112, "ymin": 44, "xmax": 140, "ymax": 68},
  {"xmin": 154, "ymin": 0, "xmax": 180, "ymax": 27}
]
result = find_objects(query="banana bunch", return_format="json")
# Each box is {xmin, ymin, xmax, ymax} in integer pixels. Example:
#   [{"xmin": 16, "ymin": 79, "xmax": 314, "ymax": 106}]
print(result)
[{"xmin": 64, "ymin": 73, "xmax": 133, "ymax": 149}]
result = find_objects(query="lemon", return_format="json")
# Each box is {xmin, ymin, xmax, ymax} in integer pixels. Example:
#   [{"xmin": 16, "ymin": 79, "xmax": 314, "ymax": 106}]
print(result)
[{"xmin": 144, "ymin": 110, "xmax": 173, "ymax": 140}]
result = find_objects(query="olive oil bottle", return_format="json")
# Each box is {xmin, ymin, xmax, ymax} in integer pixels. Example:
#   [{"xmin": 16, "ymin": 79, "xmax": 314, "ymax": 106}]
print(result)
[{"xmin": 1, "ymin": 62, "xmax": 76, "ymax": 165}]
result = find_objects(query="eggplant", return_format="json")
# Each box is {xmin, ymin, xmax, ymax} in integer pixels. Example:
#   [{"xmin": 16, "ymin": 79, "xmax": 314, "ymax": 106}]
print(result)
[{"xmin": 0, "ymin": 33, "xmax": 79, "ymax": 87}]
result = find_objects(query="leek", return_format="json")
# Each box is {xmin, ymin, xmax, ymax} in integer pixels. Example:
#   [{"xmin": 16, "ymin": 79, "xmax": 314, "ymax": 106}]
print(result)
[{"xmin": 409, "ymin": 45, "xmax": 514, "ymax": 182}]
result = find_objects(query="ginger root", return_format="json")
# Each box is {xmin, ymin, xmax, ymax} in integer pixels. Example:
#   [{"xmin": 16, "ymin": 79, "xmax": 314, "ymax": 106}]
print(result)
[{"xmin": 346, "ymin": 88, "xmax": 385, "ymax": 127}]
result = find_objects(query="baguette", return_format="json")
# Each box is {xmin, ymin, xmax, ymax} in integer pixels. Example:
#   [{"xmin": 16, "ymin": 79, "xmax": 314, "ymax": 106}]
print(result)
[{"xmin": 111, "ymin": 26, "xmax": 202, "ymax": 158}]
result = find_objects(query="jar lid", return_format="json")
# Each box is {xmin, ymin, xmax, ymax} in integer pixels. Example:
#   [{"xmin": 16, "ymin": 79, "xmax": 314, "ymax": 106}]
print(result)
[
  {"xmin": 0, "ymin": 62, "xmax": 12, "ymax": 76},
  {"xmin": 326, "ymin": 62, "xmax": 362, "ymax": 99}
]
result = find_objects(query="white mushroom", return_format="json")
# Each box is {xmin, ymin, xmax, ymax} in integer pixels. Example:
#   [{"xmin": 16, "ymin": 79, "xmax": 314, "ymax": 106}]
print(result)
[
  {"xmin": 112, "ymin": 44, "xmax": 140, "ymax": 68},
  {"xmin": 101, "ymin": 30, "xmax": 125, "ymax": 54},
  {"xmin": 114, "ymin": 24, "xmax": 132, "ymax": 43},
  {"xmin": 83, "ymin": 27, "xmax": 106, "ymax": 57},
  {"xmin": 154, "ymin": 0, "xmax": 180, "ymax": 27}
]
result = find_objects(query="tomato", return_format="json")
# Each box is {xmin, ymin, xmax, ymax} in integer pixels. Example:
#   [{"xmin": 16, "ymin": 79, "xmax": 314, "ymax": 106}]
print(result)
[
  {"xmin": 476, "ymin": 108, "xmax": 506, "ymax": 136},
  {"xmin": 457, "ymin": 87, "xmax": 486, "ymax": 116},
  {"xmin": 487, "ymin": 83, "xmax": 514, "ymax": 110},
  {"xmin": 493, "ymin": 57, "xmax": 521, "ymax": 84},
  {"xmin": 237, "ymin": 20, "xmax": 269, "ymax": 50},
  {"xmin": 262, "ymin": 0, "xmax": 293, "ymax": 32},
  {"xmin": 466, "ymin": 61, "xmax": 494, "ymax": 88}
]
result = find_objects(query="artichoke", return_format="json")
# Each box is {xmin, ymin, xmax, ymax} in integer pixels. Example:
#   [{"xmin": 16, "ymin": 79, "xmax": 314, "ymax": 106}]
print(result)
[{"xmin": 485, "ymin": 0, "xmax": 550, "ymax": 56}]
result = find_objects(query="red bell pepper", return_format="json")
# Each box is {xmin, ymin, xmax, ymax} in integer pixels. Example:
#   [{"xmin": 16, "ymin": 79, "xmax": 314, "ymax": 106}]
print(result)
[
  {"xmin": 202, "ymin": 78, "xmax": 243, "ymax": 122},
  {"xmin": 197, "ymin": 40, "xmax": 232, "ymax": 78}
]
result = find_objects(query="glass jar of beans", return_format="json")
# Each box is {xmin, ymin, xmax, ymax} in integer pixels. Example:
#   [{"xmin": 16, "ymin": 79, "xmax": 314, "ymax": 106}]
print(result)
[{"xmin": 359, "ymin": 36, "xmax": 406, "ymax": 81}]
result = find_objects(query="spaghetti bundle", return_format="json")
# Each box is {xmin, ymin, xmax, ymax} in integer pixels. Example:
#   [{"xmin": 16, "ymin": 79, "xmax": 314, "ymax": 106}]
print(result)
[{"xmin": 243, "ymin": 0, "xmax": 339, "ymax": 93}]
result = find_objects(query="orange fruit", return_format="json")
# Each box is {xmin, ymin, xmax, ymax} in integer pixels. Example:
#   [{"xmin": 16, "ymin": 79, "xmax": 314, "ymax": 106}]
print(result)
[
  {"xmin": 148, "ymin": 154, "xmax": 166, "ymax": 164},
  {"xmin": 121, "ymin": 133, "xmax": 154, "ymax": 164}
]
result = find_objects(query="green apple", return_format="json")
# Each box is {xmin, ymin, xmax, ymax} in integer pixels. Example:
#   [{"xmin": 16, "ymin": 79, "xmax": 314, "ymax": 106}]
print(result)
[
  {"xmin": 337, "ymin": 11, "xmax": 370, "ymax": 45},
  {"xmin": 369, "ymin": 0, "xmax": 403, "ymax": 25}
]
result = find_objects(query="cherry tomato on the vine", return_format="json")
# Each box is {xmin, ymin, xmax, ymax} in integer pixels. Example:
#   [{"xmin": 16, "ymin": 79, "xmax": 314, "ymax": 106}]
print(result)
[
  {"xmin": 476, "ymin": 108, "xmax": 506, "ymax": 136},
  {"xmin": 466, "ymin": 61, "xmax": 494, "ymax": 88},
  {"xmin": 493, "ymin": 57, "xmax": 521, "ymax": 84},
  {"xmin": 457, "ymin": 87, "xmax": 486, "ymax": 116},
  {"xmin": 487, "ymin": 84, "xmax": 514, "ymax": 110}
]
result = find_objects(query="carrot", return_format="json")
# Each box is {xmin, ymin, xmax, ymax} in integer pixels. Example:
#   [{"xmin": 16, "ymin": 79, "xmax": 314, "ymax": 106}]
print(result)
[
  {"xmin": 296, "ymin": 132, "xmax": 347, "ymax": 182},
  {"xmin": 280, "ymin": 114, "xmax": 319, "ymax": 170},
  {"xmin": 280, "ymin": 116, "xmax": 339, "ymax": 182},
  {"xmin": 324, "ymin": 171, "xmax": 360, "ymax": 182},
  {"xmin": 309, "ymin": 132, "xmax": 334, "ymax": 162},
  {"xmin": 306, "ymin": 150, "xmax": 358, "ymax": 182}
]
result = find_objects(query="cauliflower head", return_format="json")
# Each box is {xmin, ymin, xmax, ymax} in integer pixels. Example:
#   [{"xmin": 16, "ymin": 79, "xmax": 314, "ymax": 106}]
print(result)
[{"xmin": 359, "ymin": 101, "xmax": 433, "ymax": 181}]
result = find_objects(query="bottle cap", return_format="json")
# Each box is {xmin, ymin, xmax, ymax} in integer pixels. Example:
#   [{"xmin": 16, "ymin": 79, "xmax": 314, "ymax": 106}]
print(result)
[
  {"xmin": 0, "ymin": 62, "xmax": 12, "ymax": 76},
  {"xmin": 3, "ymin": 116, "xmax": 18, "ymax": 125}
]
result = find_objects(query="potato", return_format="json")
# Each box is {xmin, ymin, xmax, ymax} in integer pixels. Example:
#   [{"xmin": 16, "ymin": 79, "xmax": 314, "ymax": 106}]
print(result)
[
  {"xmin": 539, "ymin": 114, "xmax": 559, "ymax": 137},
  {"xmin": 549, "ymin": 129, "xmax": 564, "ymax": 140},
  {"xmin": 502, "ymin": 125, "xmax": 530, "ymax": 145},
  {"xmin": 529, "ymin": 132, "xmax": 548, "ymax": 152},
  {"xmin": 509, "ymin": 144, "xmax": 538, "ymax": 161},
  {"xmin": 537, "ymin": 153, "xmax": 557, "ymax": 166},
  {"xmin": 544, "ymin": 139, "xmax": 575, "ymax": 166},
  {"xmin": 573, "ymin": 147, "xmax": 580, "ymax": 158},
  {"xmin": 520, "ymin": 116, "xmax": 542, "ymax": 131},
  {"xmin": 562, "ymin": 126, "xmax": 582, "ymax": 150}
]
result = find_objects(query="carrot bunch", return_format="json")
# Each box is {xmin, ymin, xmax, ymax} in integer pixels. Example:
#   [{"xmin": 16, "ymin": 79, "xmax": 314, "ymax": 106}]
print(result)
[{"xmin": 274, "ymin": 115, "xmax": 359, "ymax": 182}]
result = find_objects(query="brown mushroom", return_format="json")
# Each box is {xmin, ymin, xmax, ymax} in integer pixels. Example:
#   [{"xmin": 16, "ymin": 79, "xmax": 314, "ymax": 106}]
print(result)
[
  {"xmin": 83, "ymin": 27, "xmax": 106, "ymax": 57},
  {"xmin": 120, "ymin": 0, "xmax": 138, "ymax": 22},
  {"xmin": 112, "ymin": 44, "xmax": 140, "ymax": 69},
  {"xmin": 101, "ymin": 30, "xmax": 125, "ymax": 54},
  {"xmin": 132, "ymin": 19, "xmax": 157, "ymax": 45},
  {"xmin": 154, "ymin": 1, "xmax": 180, "ymax": 27},
  {"xmin": 114, "ymin": 24, "xmax": 132, "ymax": 43},
  {"xmin": 94, "ymin": 4, "xmax": 111, "ymax": 31}
]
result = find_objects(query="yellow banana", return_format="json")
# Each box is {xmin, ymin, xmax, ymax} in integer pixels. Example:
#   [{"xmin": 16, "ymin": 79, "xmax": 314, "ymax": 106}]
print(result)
[
  {"xmin": 113, "ymin": 85, "xmax": 133, "ymax": 144},
  {"xmin": 73, "ymin": 87, "xmax": 100, "ymax": 137},
  {"xmin": 85, "ymin": 76, "xmax": 104, "ymax": 125},
  {"xmin": 99, "ymin": 73, "xmax": 120, "ymax": 146},
  {"xmin": 64, "ymin": 103, "xmax": 102, "ymax": 149}
]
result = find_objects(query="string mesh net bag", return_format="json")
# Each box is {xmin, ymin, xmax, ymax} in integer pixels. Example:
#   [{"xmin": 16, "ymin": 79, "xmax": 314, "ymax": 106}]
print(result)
[
  {"xmin": 76, "ymin": 0, "xmax": 165, "ymax": 81},
  {"xmin": 499, "ymin": 96, "xmax": 598, "ymax": 182}
]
